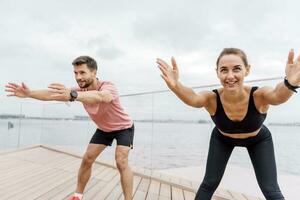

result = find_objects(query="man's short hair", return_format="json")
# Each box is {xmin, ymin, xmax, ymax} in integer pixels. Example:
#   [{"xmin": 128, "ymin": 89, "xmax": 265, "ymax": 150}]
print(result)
[{"xmin": 72, "ymin": 56, "xmax": 98, "ymax": 71}]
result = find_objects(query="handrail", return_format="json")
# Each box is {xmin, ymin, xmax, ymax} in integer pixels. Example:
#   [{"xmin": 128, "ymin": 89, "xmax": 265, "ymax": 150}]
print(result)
[
  {"xmin": 120, "ymin": 76, "xmax": 283, "ymax": 97},
  {"xmin": 0, "ymin": 76, "xmax": 283, "ymax": 101}
]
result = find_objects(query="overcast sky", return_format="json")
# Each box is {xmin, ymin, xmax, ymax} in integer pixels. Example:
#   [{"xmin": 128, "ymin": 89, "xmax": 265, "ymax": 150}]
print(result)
[{"xmin": 1, "ymin": 0, "xmax": 300, "ymax": 115}]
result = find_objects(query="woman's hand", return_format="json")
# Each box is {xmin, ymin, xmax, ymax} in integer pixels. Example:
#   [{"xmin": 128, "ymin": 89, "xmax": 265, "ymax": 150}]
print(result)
[
  {"xmin": 285, "ymin": 49, "xmax": 300, "ymax": 86},
  {"xmin": 156, "ymin": 57, "xmax": 179, "ymax": 90}
]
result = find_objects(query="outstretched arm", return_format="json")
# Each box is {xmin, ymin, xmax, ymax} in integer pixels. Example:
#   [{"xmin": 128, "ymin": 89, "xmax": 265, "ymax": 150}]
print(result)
[
  {"xmin": 48, "ymin": 83, "xmax": 113, "ymax": 104},
  {"xmin": 156, "ymin": 57, "xmax": 210, "ymax": 108},
  {"xmin": 5, "ymin": 82, "xmax": 113, "ymax": 104},
  {"xmin": 258, "ymin": 49, "xmax": 300, "ymax": 105},
  {"xmin": 5, "ymin": 82, "xmax": 57, "ymax": 101}
]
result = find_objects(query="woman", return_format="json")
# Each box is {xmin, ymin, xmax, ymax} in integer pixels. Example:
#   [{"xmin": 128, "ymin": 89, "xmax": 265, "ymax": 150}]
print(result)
[{"xmin": 156, "ymin": 48, "xmax": 300, "ymax": 200}]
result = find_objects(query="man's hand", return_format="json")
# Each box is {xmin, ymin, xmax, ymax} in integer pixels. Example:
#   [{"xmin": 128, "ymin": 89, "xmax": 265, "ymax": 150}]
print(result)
[
  {"xmin": 5, "ymin": 82, "xmax": 31, "ymax": 98},
  {"xmin": 48, "ymin": 83, "xmax": 71, "ymax": 101}
]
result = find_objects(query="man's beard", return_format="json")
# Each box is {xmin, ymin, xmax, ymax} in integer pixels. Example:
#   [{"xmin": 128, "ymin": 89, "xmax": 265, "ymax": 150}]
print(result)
[{"xmin": 77, "ymin": 78, "xmax": 93, "ymax": 88}]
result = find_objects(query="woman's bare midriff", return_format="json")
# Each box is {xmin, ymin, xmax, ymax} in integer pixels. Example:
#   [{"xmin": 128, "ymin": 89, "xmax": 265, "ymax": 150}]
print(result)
[{"xmin": 219, "ymin": 128, "xmax": 261, "ymax": 139}]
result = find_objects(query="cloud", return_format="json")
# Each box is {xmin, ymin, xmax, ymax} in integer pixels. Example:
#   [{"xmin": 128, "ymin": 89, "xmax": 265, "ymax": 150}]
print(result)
[
  {"xmin": 86, "ymin": 36, "xmax": 125, "ymax": 60},
  {"xmin": 132, "ymin": 0, "xmax": 300, "ymax": 56},
  {"xmin": 1, "ymin": 0, "xmax": 300, "ymax": 97},
  {"xmin": 133, "ymin": 8, "xmax": 213, "ymax": 52}
]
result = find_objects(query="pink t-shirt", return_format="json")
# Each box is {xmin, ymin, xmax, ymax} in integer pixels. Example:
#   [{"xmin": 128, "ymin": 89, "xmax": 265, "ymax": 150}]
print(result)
[{"xmin": 76, "ymin": 81, "xmax": 133, "ymax": 132}]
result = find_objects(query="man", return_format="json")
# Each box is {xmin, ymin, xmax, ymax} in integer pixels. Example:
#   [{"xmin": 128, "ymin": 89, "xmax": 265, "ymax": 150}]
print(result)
[{"xmin": 5, "ymin": 56, "xmax": 134, "ymax": 200}]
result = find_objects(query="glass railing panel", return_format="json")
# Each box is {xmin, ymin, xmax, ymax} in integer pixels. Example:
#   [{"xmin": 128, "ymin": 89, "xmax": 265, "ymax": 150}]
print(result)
[
  {"xmin": 0, "ymin": 98, "xmax": 43, "ymax": 150},
  {"xmin": 149, "ymin": 90, "xmax": 214, "ymax": 170},
  {"xmin": 119, "ymin": 94, "xmax": 156, "ymax": 168},
  {"xmin": 1, "ymin": 78, "xmax": 299, "ymax": 178},
  {"xmin": 39, "ymin": 102, "xmax": 93, "ymax": 154}
]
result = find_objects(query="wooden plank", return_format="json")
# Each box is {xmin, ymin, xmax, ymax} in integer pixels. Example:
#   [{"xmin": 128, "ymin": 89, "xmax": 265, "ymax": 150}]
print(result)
[
  {"xmin": 91, "ymin": 173, "xmax": 120, "ymax": 200},
  {"xmin": 214, "ymin": 188, "xmax": 233, "ymax": 199},
  {"xmin": 92, "ymin": 165, "xmax": 106, "ymax": 174},
  {"xmin": 212, "ymin": 196, "xmax": 232, "ymax": 200},
  {"xmin": 0, "ymin": 167, "xmax": 57, "ymax": 196},
  {"xmin": 0, "ymin": 145, "xmax": 40, "ymax": 156},
  {"xmin": 0, "ymin": 162, "xmax": 36, "ymax": 178},
  {"xmin": 159, "ymin": 196, "xmax": 171, "ymax": 200},
  {"xmin": 146, "ymin": 179, "xmax": 160, "ymax": 200},
  {"xmin": 0, "ymin": 159, "xmax": 29, "ymax": 171},
  {"xmin": 183, "ymin": 190, "xmax": 195, "ymax": 200},
  {"xmin": 133, "ymin": 178, "xmax": 151, "ymax": 200},
  {"xmin": 170, "ymin": 176, "xmax": 181, "ymax": 185},
  {"xmin": 160, "ymin": 174, "xmax": 172, "ymax": 182},
  {"xmin": 119, "ymin": 176, "xmax": 142, "ymax": 200},
  {"xmin": 104, "ymin": 183, "xmax": 123, "ymax": 200},
  {"xmin": 191, "ymin": 181, "xmax": 200, "ymax": 191},
  {"xmin": 94, "ymin": 166, "xmax": 112, "ymax": 179},
  {"xmin": 61, "ymin": 159, "xmax": 82, "ymax": 172},
  {"xmin": 3, "ymin": 169, "xmax": 63, "ymax": 199},
  {"xmin": 81, "ymin": 180, "xmax": 107, "ymax": 199},
  {"xmin": 34, "ymin": 152, "xmax": 75, "ymax": 165},
  {"xmin": 151, "ymin": 171, "xmax": 162, "ymax": 179},
  {"xmin": 101, "ymin": 168, "xmax": 118, "ymax": 182},
  {"xmin": 159, "ymin": 183, "xmax": 171, "ymax": 198},
  {"xmin": 11, "ymin": 171, "xmax": 74, "ymax": 200},
  {"xmin": 171, "ymin": 187, "xmax": 184, "ymax": 200},
  {"xmin": 229, "ymin": 190, "xmax": 248, "ymax": 200},
  {"xmin": 0, "ymin": 147, "xmax": 264, "ymax": 200},
  {"xmin": 57, "ymin": 177, "xmax": 99, "ymax": 200},
  {"xmin": 44, "ymin": 154, "xmax": 78, "ymax": 169},
  {"xmin": 0, "ymin": 165, "xmax": 51, "ymax": 189},
  {"xmin": 63, "ymin": 161, "xmax": 82, "ymax": 173},
  {"xmin": 76, "ymin": 168, "xmax": 116, "ymax": 200},
  {"xmin": 243, "ymin": 194, "xmax": 262, "ymax": 200},
  {"xmin": 15, "ymin": 148, "xmax": 65, "ymax": 164},
  {"xmin": 0, "ymin": 163, "xmax": 41, "ymax": 186},
  {"xmin": 179, "ymin": 179, "xmax": 193, "ymax": 188},
  {"xmin": 34, "ymin": 176, "xmax": 77, "ymax": 200}
]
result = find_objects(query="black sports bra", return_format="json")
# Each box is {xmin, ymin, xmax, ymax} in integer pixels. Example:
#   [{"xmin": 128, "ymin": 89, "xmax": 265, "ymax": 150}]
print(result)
[{"xmin": 211, "ymin": 87, "xmax": 267, "ymax": 133}]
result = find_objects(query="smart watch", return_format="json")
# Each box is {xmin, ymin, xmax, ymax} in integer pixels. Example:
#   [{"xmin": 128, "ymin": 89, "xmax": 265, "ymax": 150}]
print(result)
[
  {"xmin": 69, "ymin": 90, "xmax": 78, "ymax": 101},
  {"xmin": 284, "ymin": 77, "xmax": 299, "ymax": 93}
]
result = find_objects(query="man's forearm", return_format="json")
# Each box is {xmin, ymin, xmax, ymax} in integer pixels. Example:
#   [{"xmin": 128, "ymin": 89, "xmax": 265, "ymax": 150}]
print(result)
[
  {"xmin": 28, "ymin": 90, "xmax": 56, "ymax": 101},
  {"xmin": 76, "ymin": 91, "xmax": 113, "ymax": 104}
]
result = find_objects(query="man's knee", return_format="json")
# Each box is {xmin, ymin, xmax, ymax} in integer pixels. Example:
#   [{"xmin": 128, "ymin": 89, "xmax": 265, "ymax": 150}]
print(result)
[
  {"xmin": 82, "ymin": 153, "xmax": 96, "ymax": 168},
  {"xmin": 115, "ymin": 154, "xmax": 129, "ymax": 172}
]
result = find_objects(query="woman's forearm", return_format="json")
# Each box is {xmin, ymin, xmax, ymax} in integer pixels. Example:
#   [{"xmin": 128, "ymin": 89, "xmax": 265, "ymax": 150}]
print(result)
[
  {"xmin": 265, "ymin": 82, "xmax": 294, "ymax": 105},
  {"xmin": 172, "ymin": 82, "xmax": 204, "ymax": 107}
]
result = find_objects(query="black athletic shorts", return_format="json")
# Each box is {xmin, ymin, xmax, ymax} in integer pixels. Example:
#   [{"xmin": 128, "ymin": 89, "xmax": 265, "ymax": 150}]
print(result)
[{"xmin": 90, "ymin": 124, "xmax": 134, "ymax": 149}]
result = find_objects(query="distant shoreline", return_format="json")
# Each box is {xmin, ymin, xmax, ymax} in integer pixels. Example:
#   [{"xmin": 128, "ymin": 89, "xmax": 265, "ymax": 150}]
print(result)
[{"xmin": 1, "ymin": 115, "xmax": 300, "ymax": 126}]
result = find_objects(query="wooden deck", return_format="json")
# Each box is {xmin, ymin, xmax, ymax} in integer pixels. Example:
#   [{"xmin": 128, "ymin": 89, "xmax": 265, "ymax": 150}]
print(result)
[{"xmin": 0, "ymin": 145, "xmax": 263, "ymax": 200}]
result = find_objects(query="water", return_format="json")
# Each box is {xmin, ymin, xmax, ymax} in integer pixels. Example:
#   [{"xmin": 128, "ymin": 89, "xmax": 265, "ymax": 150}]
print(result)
[{"xmin": 1, "ymin": 119, "xmax": 299, "ymax": 175}]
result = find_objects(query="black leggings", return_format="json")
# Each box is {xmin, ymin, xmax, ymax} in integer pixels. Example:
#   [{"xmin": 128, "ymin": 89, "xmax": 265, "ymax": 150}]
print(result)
[{"xmin": 195, "ymin": 125, "xmax": 284, "ymax": 200}]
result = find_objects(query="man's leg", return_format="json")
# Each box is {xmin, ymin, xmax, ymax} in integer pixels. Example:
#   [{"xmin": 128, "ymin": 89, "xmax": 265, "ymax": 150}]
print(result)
[
  {"xmin": 115, "ymin": 145, "xmax": 133, "ymax": 200},
  {"xmin": 76, "ymin": 144, "xmax": 107, "ymax": 193}
]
